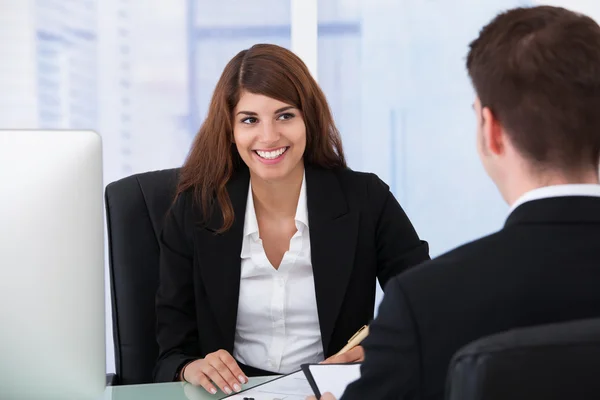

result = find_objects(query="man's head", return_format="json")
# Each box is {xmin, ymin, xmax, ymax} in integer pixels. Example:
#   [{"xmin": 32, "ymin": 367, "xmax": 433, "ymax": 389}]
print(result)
[{"xmin": 467, "ymin": 6, "xmax": 600, "ymax": 203}]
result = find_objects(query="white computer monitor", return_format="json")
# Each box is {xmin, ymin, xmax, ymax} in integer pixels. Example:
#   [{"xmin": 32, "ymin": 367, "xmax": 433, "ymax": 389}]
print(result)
[{"xmin": 0, "ymin": 130, "xmax": 106, "ymax": 400}]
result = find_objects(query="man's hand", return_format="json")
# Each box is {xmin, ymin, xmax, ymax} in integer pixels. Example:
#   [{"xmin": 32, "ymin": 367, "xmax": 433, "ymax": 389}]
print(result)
[
  {"xmin": 306, "ymin": 393, "xmax": 337, "ymax": 400},
  {"xmin": 322, "ymin": 345, "xmax": 364, "ymax": 364}
]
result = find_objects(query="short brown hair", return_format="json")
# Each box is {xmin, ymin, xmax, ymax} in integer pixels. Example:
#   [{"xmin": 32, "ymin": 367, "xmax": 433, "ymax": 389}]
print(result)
[
  {"xmin": 177, "ymin": 44, "xmax": 346, "ymax": 232},
  {"xmin": 467, "ymin": 6, "xmax": 600, "ymax": 172}
]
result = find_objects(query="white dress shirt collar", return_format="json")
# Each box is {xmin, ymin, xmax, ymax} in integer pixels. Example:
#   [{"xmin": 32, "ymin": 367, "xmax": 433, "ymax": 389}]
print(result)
[
  {"xmin": 508, "ymin": 183, "xmax": 600, "ymax": 214},
  {"xmin": 243, "ymin": 171, "xmax": 309, "ymax": 238},
  {"xmin": 236, "ymin": 170, "xmax": 322, "ymax": 374}
]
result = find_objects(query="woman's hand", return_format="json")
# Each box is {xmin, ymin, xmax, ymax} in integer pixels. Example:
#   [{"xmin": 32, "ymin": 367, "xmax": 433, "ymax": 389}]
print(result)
[
  {"xmin": 321, "ymin": 345, "xmax": 364, "ymax": 364},
  {"xmin": 182, "ymin": 350, "xmax": 248, "ymax": 395}
]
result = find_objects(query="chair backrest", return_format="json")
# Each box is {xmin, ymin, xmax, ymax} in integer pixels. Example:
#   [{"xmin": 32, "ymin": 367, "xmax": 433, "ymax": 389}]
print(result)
[
  {"xmin": 105, "ymin": 168, "xmax": 179, "ymax": 385},
  {"xmin": 445, "ymin": 318, "xmax": 600, "ymax": 400}
]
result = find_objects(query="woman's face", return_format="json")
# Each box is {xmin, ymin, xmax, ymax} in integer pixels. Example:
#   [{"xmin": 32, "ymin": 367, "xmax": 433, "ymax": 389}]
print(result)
[{"xmin": 233, "ymin": 91, "xmax": 306, "ymax": 183}]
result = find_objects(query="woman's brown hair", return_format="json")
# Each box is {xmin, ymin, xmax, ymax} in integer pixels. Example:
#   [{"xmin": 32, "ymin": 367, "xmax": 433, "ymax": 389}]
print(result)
[{"xmin": 176, "ymin": 43, "xmax": 347, "ymax": 232}]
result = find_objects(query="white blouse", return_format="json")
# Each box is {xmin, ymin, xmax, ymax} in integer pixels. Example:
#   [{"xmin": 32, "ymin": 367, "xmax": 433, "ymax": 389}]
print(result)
[{"xmin": 233, "ymin": 173, "xmax": 324, "ymax": 374}]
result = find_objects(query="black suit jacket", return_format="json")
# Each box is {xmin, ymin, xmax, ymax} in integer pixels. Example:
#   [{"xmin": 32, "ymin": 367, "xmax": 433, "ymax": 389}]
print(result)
[
  {"xmin": 341, "ymin": 196, "xmax": 600, "ymax": 400},
  {"xmin": 153, "ymin": 165, "xmax": 430, "ymax": 382}
]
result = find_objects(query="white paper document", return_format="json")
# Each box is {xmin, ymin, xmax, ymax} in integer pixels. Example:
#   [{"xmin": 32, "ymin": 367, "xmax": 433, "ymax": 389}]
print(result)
[
  {"xmin": 225, "ymin": 363, "xmax": 361, "ymax": 400},
  {"xmin": 305, "ymin": 363, "xmax": 362, "ymax": 398},
  {"xmin": 225, "ymin": 370, "xmax": 313, "ymax": 400}
]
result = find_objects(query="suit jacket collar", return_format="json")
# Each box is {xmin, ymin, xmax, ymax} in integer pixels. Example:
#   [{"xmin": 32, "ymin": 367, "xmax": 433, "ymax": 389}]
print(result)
[
  {"xmin": 508, "ymin": 184, "xmax": 600, "ymax": 214},
  {"xmin": 195, "ymin": 164, "xmax": 359, "ymax": 356},
  {"xmin": 505, "ymin": 196, "xmax": 600, "ymax": 228},
  {"xmin": 305, "ymin": 165, "xmax": 359, "ymax": 355},
  {"xmin": 194, "ymin": 167, "xmax": 250, "ymax": 353}
]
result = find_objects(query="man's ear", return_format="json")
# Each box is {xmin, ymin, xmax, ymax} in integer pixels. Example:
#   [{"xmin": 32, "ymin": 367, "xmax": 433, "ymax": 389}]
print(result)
[{"xmin": 482, "ymin": 107, "xmax": 504, "ymax": 156}]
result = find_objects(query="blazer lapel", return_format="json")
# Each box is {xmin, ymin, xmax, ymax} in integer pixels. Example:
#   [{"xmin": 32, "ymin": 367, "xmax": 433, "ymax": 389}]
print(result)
[
  {"xmin": 194, "ymin": 167, "xmax": 250, "ymax": 353},
  {"xmin": 305, "ymin": 165, "xmax": 359, "ymax": 355}
]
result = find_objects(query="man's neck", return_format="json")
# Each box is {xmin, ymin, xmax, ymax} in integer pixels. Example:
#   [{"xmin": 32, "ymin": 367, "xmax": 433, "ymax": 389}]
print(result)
[
  {"xmin": 251, "ymin": 166, "xmax": 304, "ymax": 220},
  {"xmin": 504, "ymin": 168, "xmax": 600, "ymax": 207}
]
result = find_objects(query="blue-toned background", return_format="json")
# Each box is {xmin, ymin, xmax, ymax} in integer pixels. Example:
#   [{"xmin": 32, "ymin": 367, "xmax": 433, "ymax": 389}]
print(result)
[{"xmin": 1, "ymin": 0, "xmax": 595, "ymax": 373}]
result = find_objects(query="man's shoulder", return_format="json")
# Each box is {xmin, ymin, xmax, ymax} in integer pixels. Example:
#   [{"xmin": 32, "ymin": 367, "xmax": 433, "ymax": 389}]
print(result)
[{"xmin": 392, "ymin": 229, "xmax": 510, "ymax": 292}]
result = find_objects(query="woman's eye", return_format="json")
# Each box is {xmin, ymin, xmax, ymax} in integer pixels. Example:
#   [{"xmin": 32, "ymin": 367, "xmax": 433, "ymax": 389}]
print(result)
[
  {"xmin": 277, "ymin": 112, "xmax": 295, "ymax": 121},
  {"xmin": 241, "ymin": 117, "xmax": 258, "ymax": 124}
]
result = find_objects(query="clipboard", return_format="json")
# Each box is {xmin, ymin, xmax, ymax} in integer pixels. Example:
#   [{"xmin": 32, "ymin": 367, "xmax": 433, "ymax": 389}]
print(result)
[
  {"xmin": 222, "ymin": 369, "xmax": 312, "ymax": 399},
  {"xmin": 301, "ymin": 363, "xmax": 362, "ymax": 399},
  {"xmin": 301, "ymin": 364, "xmax": 323, "ymax": 398}
]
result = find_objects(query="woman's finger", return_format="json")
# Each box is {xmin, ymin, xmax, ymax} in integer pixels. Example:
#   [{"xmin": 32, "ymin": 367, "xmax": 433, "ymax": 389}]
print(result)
[
  {"xmin": 218, "ymin": 350, "xmax": 248, "ymax": 385},
  {"xmin": 194, "ymin": 371, "xmax": 218, "ymax": 395},
  {"xmin": 202, "ymin": 363, "xmax": 233, "ymax": 395}
]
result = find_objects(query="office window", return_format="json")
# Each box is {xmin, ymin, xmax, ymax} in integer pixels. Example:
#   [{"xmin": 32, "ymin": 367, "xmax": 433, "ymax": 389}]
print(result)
[
  {"xmin": 192, "ymin": 1, "xmax": 292, "ymax": 134},
  {"xmin": 316, "ymin": 0, "xmax": 538, "ymax": 257},
  {"xmin": 39, "ymin": 110, "xmax": 60, "ymax": 122},
  {"xmin": 39, "ymin": 93, "xmax": 60, "ymax": 107},
  {"xmin": 119, "ymin": 78, "xmax": 130, "ymax": 88},
  {"xmin": 37, "ymin": 60, "xmax": 60, "ymax": 75},
  {"xmin": 121, "ymin": 0, "xmax": 292, "ymax": 178}
]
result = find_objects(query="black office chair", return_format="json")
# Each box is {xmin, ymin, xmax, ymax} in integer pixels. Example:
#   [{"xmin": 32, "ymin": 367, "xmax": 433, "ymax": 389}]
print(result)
[
  {"xmin": 104, "ymin": 168, "xmax": 180, "ymax": 385},
  {"xmin": 445, "ymin": 318, "xmax": 600, "ymax": 400}
]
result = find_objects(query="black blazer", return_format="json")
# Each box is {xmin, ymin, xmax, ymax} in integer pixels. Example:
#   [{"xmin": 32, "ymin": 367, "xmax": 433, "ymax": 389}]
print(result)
[
  {"xmin": 341, "ymin": 196, "xmax": 600, "ymax": 400},
  {"xmin": 153, "ymin": 165, "xmax": 430, "ymax": 382}
]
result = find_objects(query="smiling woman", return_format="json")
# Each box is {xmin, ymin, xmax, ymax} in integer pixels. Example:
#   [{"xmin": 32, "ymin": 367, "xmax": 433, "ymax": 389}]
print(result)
[
  {"xmin": 233, "ymin": 93, "xmax": 307, "ymax": 180},
  {"xmin": 178, "ymin": 43, "xmax": 345, "ymax": 233},
  {"xmin": 154, "ymin": 43, "xmax": 430, "ymax": 396}
]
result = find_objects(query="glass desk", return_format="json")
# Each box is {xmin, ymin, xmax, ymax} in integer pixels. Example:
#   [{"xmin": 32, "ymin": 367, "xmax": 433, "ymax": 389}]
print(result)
[{"xmin": 104, "ymin": 377, "xmax": 277, "ymax": 400}]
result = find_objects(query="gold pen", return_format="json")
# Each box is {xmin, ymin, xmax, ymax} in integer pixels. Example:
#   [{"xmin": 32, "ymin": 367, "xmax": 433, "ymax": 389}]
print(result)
[{"xmin": 335, "ymin": 325, "xmax": 370, "ymax": 356}]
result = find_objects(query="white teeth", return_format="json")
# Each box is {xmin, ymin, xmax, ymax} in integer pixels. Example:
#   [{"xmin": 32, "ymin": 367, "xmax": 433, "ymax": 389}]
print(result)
[{"xmin": 256, "ymin": 147, "xmax": 287, "ymax": 159}]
